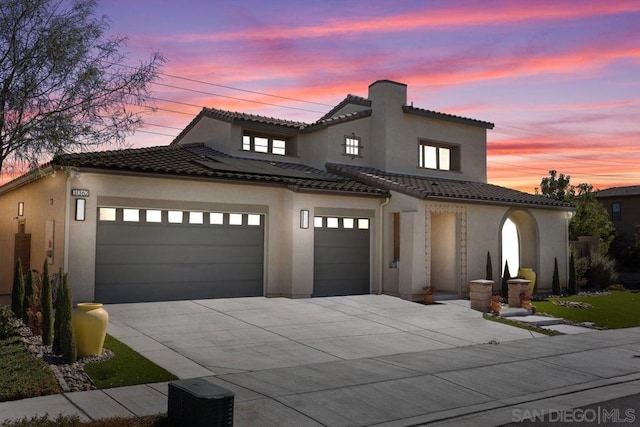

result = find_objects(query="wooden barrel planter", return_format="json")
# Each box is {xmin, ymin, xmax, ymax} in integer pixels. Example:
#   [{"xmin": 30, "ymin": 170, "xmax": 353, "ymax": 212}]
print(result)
[{"xmin": 469, "ymin": 280, "xmax": 494, "ymax": 313}]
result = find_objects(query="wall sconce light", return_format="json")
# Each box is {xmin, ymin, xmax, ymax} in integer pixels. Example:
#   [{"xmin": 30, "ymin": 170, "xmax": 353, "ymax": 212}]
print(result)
[
  {"xmin": 17, "ymin": 202, "xmax": 24, "ymax": 217},
  {"xmin": 300, "ymin": 209, "xmax": 309, "ymax": 229},
  {"xmin": 75, "ymin": 198, "xmax": 86, "ymax": 221}
]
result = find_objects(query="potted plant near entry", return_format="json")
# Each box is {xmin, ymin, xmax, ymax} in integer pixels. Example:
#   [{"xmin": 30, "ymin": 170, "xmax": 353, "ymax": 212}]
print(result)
[
  {"xmin": 490, "ymin": 294, "xmax": 502, "ymax": 315},
  {"xmin": 520, "ymin": 293, "xmax": 535, "ymax": 313},
  {"xmin": 422, "ymin": 285, "xmax": 436, "ymax": 304}
]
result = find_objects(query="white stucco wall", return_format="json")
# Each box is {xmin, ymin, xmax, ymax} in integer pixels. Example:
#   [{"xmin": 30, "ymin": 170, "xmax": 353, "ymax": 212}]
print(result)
[
  {"xmin": 60, "ymin": 172, "xmax": 383, "ymax": 302},
  {"xmin": 0, "ymin": 174, "xmax": 67, "ymax": 295},
  {"xmin": 380, "ymin": 188, "xmax": 570, "ymax": 300}
]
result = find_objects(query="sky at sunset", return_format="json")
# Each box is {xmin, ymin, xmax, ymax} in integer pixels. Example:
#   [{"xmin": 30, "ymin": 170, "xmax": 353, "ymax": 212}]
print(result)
[{"xmin": 95, "ymin": 0, "xmax": 639, "ymax": 193}]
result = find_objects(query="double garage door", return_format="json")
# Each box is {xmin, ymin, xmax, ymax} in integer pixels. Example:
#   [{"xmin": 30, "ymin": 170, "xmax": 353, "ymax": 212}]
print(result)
[
  {"xmin": 95, "ymin": 207, "xmax": 371, "ymax": 303},
  {"xmin": 95, "ymin": 207, "xmax": 264, "ymax": 303}
]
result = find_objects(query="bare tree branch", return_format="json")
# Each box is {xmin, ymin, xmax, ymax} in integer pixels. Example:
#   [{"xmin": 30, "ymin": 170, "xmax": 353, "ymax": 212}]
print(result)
[{"xmin": 0, "ymin": 0, "xmax": 165, "ymax": 174}]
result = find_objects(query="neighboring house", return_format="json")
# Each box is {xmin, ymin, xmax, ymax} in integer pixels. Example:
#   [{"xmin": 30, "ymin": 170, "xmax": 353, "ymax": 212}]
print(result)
[
  {"xmin": 0, "ymin": 80, "xmax": 572, "ymax": 303},
  {"xmin": 596, "ymin": 185, "xmax": 640, "ymax": 239}
]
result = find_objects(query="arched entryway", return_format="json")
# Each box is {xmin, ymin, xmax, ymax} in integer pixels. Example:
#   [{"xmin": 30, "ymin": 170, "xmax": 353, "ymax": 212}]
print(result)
[{"xmin": 500, "ymin": 209, "xmax": 539, "ymax": 279}]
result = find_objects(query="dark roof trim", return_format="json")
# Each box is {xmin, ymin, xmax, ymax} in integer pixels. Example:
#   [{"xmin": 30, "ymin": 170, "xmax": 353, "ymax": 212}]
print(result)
[
  {"xmin": 303, "ymin": 109, "xmax": 372, "ymax": 132},
  {"xmin": 403, "ymin": 105, "xmax": 495, "ymax": 129},
  {"xmin": 327, "ymin": 163, "xmax": 572, "ymax": 210},
  {"xmin": 369, "ymin": 79, "xmax": 407, "ymax": 89},
  {"xmin": 596, "ymin": 185, "xmax": 640, "ymax": 198},
  {"xmin": 172, "ymin": 107, "xmax": 308, "ymax": 145},
  {"xmin": 317, "ymin": 94, "xmax": 371, "ymax": 121}
]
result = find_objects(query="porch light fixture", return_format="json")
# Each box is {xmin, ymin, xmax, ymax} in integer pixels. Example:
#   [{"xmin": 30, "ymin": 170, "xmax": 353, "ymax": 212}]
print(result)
[
  {"xmin": 300, "ymin": 209, "xmax": 309, "ymax": 229},
  {"xmin": 75, "ymin": 198, "xmax": 86, "ymax": 221},
  {"xmin": 17, "ymin": 202, "xmax": 24, "ymax": 217}
]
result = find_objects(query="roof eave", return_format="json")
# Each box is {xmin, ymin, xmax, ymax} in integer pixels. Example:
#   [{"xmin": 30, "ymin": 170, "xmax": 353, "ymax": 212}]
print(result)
[{"xmin": 402, "ymin": 106, "xmax": 495, "ymax": 129}]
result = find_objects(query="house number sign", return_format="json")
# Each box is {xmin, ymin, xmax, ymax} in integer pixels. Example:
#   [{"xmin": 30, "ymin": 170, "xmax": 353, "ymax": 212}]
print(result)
[{"xmin": 71, "ymin": 189, "xmax": 90, "ymax": 197}]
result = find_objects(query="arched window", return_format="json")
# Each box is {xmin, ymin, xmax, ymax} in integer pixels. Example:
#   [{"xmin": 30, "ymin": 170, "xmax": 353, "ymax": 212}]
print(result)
[{"xmin": 501, "ymin": 218, "xmax": 519, "ymax": 277}]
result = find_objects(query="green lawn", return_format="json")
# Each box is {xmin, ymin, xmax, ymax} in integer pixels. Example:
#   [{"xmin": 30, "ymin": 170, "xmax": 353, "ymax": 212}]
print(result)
[
  {"xmin": 0, "ymin": 336, "xmax": 61, "ymax": 402},
  {"xmin": 533, "ymin": 290, "xmax": 640, "ymax": 329},
  {"xmin": 0, "ymin": 330, "xmax": 177, "ymax": 403},
  {"xmin": 84, "ymin": 335, "xmax": 177, "ymax": 388}
]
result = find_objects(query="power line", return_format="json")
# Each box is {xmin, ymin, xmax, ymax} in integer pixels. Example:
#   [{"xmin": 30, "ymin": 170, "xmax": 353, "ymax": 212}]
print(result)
[
  {"xmin": 103, "ymin": 59, "xmax": 334, "ymax": 110},
  {"xmin": 152, "ymin": 83, "xmax": 325, "ymax": 114},
  {"xmin": 158, "ymin": 72, "xmax": 333, "ymax": 107}
]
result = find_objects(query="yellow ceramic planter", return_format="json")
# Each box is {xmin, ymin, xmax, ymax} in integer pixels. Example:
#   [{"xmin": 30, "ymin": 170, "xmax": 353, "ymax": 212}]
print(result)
[
  {"xmin": 518, "ymin": 268, "xmax": 537, "ymax": 295},
  {"xmin": 72, "ymin": 303, "xmax": 109, "ymax": 357}
]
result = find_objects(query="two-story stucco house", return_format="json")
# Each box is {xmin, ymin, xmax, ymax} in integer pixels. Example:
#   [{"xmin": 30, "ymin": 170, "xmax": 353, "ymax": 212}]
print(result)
[{"xmin": 0, "ymin": 80, "xmax": 572, "ymax": 303}]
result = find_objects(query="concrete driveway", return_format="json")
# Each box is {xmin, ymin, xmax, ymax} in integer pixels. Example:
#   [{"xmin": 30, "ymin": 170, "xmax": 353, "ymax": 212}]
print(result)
[
  {"xmin": 106, "ymin": 294, "xmax": 545, "ymax": 378},
  {"xmin": 4, "ymin": 295, "xmax": 640, "ymax": 426}
]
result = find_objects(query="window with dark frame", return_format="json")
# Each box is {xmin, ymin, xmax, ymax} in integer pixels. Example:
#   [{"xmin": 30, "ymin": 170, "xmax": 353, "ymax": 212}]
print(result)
[
  {"xmin": 242, "ymin": 133, "xmax": 288, "ymax": 156},
  {"xmin": 418, "ymin": 141, "xmax": 459, "ymax": 171},
  {"xmin": 612, "ymin": 202, "xmax": 621, "ymax": 221},
  {"xmin": 344, "ymin": 135, "xmax": 361, "ymax": 157}
]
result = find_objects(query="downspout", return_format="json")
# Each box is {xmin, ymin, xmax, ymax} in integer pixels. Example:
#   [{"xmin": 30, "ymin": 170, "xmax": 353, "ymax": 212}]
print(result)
[{"xmin": 377, "ymin": 196, "xmax": 391, "ymax": 294}]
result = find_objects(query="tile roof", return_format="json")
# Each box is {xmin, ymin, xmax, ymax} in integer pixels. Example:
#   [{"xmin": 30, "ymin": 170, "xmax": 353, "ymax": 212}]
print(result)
[
  {"xmin": 317, "ymin": 94, "xmax": 372, "ymax": 121},
  {"xmin": 172, "ymin": 88, "xmax": 492, "ymax": 144},
  {"xmin": 402, "ymin": 105, "xmax": 494, "ymax": 129},
  {"xmin": 49, "ymin": 144, "xmax": 387, "ymax": 196},
  {"xmin": 327, "ymin": 163, "xmax": 573, "ymax": 209},
  {"xmin": 596, "ymin": 185, "xmax": 640, "ymax": 198}
]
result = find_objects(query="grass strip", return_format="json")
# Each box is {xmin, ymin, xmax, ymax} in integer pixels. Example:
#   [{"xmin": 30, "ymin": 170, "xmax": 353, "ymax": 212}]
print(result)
[
  {"xmin": 0, "ymin": 414, "xmax": 172, "ymax": 426},
  {"xmin": 0, "ymin": 336, "xmax": 61, "ymax": 402},
  {"xmin": 84, "ymin": 335, "xmax": 177, "ymax": 389},
  {"xmin": 533, "ymin": 290, "xmax": 640, "ymax": 329},
  {"xmin": 483, "ymin": 313, "xmax": 563, "ymax": 336}
]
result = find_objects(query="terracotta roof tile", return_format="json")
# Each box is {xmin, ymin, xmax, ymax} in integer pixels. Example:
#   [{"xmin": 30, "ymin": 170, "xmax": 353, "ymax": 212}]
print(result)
[
  {"xmin": 327, "ymin": 163, "xmax": 572, "ymax": 209},
  {"xmin": 596, "ymin": 185, "xmax": 640, "ymax": 198},
  {"xmin": 51, "ymin": 144, "xmax": 387, "ymax": 196},
  {"xmin": 402, "ymin": 105, "xmax": 494, "ymax": 129},
  {"xmin": 317, "ymin": 94, "xmax": 372, "ymax": 121}
]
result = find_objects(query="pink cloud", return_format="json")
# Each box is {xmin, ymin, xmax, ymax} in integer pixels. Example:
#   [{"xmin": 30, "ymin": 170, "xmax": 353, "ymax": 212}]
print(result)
[{"xmin": 164, "ymin": 1, "xmax": 640, "ymax": 43}]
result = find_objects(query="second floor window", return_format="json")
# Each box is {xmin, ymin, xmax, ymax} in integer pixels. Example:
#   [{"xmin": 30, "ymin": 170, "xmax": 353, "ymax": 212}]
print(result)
[
  {"xmin": 344, "ymin": 135, "xmax": 361, "ymax": 157},
  {"xmin": 612, "ymin": 202, "xmax": 621, "ymax": 220},
  {"xmin": 419, "ymin": 142, "xmax": 459, "ymax": 171},
  {"xmin": 243, "ymin": 134, "xmax": 287, "ymax": 155}
]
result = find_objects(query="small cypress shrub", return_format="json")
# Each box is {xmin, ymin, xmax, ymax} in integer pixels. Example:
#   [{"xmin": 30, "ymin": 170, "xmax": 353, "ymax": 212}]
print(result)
[
  {"xmin": 41, "ymin": 261, "xmax": 54, "ymax": 346},
  {"xmin": 26, "ymin": 277, "xmax": 43, "ymax": 336},
  {"xmin": 22, "ymin": 269, "xmax": 35, "ymax": 324},
  {"xmin": 552, "ymin": 257, "xmax": 560, "ymax": 295},
  {"xmin": 501, "ymin": 260, "xmax": 511, "ymax": 297},
  {"xmin": 59, "ymin": 272, "xmax": 76, "ymax": 364},
  {"xmin": 11, "ymin": 258, "xmax": 25, "ymax": 319},
  {"xmin": 568, "ymin": 252, "xmax": 577, "ymax": 295},
  {"xmin": 53, "ymin": 269, "xmax": 64, "ymax": 355},
  {"xmin": 485, "ymin": 251, "xmax": 493, "ymax": 281}
]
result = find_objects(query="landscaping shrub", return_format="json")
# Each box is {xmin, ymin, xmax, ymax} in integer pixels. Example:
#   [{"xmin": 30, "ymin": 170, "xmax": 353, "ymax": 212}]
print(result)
[
  {"xmin": 485, "ymin": 251, "xmax": 493, "ymax": 281},
  {"xmin": 552, "ymin": 257, "xmax": 560, "ymax": 295},
  {"xmin": 53, "ymin": 269, "xmax": 63, "ymax": 355},
  {"xmin": 11, "ymin": 258, "xmax": 24, "ymax": 319},
  {"xmin": 58, "ymin": 273, "xmax": 76, "ymax": 364},
  {"xmin": 0, "ymin": 414, "xmax": 81, "ymax": 426},
  {"xmin": 568, "ymin": 252, "xmax": 577, "ymax": 295},
  {"xmin": 22, "ymin": 269, "xmax": 35, "ymax": 324},
  {"xmin": 501, "ymin": 260, "xmax": 511, "ymax": 297},
  {"xmin": 41, "ymin": 260, "xmax": 54, "ymax": 346},
  {"xmin": 587, "ymin": 253, "xmax": 618, "ymax": 289},
  {"xmin": 574, "ymin": 253, "xmax": 589, "ymax": 287},
  {"xmin": 26, "ymin": 276, "xmax": 43, "ymax": 337},
  {"xmin": 0, "ymin": 305, "xmax": 19, "ymax": 339}
]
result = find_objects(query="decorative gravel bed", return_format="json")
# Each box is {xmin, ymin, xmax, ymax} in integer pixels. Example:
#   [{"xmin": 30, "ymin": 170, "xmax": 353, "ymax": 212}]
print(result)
[{"xmin": 18, "ymin": 324, "xmax": 113, "ymax": 392}]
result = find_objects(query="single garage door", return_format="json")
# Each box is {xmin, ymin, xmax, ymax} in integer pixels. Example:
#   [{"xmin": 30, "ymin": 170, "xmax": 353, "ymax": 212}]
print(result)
[
  {"xmin": 95, "ymin": 207, "xmax": 264, "ymax": 303},
  {"xmin": 313, "ymin": 216, "xmax": 370, "ymax": 297}
]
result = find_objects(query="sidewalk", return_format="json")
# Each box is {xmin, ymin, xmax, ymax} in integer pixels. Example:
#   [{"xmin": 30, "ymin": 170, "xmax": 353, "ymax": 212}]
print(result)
[{"xmin": 1, "ymin": 297, "xmax": 640, "ymax": 425}]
